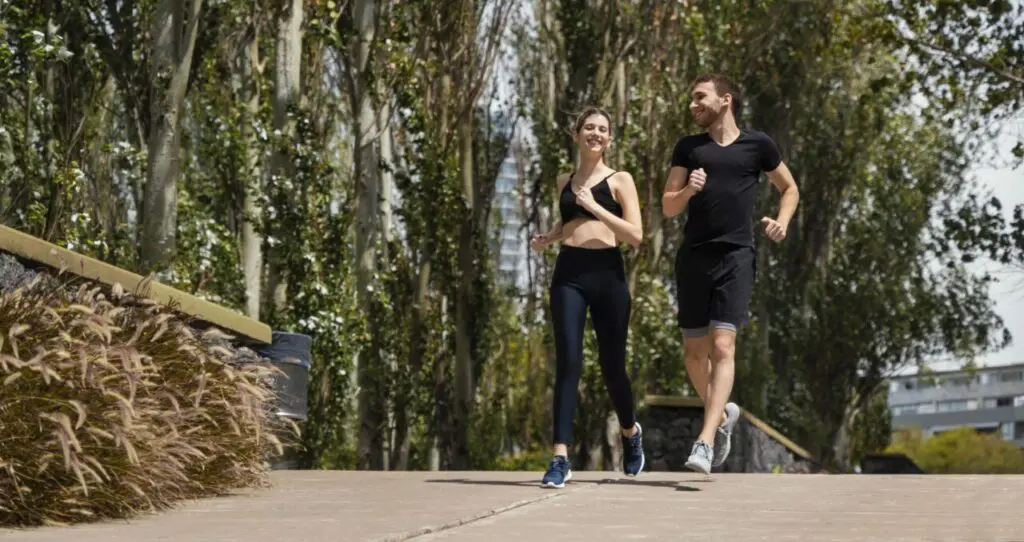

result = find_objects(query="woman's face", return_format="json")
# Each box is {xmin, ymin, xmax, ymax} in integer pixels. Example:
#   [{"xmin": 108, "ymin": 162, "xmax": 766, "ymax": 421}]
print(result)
[{"xmin": 574, "ymin": 113, "xmax": 611, "ymax": 155}]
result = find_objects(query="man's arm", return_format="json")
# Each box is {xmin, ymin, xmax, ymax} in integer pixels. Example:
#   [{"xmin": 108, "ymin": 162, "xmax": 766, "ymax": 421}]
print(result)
[
  {"xmin": 759, "ymin": 162, "xmax": 799, "ymax": 242},
  {"xmin": 766, "ymin": 162, "xmax": 799, "ymax": 227},
  {"xmin": 661, "ymin": 166, "xmax": 693, "ymax": 218}
]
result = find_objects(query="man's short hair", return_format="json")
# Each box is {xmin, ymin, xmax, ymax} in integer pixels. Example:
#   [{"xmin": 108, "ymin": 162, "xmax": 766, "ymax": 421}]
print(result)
[{"xmin": 692, "ymin": 73, "xmax": 743, "ymax": 119}]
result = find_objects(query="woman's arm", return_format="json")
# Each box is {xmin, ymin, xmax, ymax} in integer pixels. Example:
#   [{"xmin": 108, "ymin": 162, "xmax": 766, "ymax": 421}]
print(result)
[
  {"xmin": 531, "ymin": 173, "xmax": 572, "ymax": 251},
  {"xmin": 541, "ymin": 220, "xmax": 564, "ymax": 240},
  {"xmin": 574, "ymin": 172, "xmax": 643, "ymax": 246},
  {"xmin": 531, "ymin": 220, "xmax": 565, "ymax": 251}
]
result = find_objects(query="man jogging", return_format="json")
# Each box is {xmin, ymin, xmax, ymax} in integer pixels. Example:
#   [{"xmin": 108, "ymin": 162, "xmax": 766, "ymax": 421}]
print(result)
[{"xmin": 661, "ymin": 73, "xmax": 799, "ymax": 474}]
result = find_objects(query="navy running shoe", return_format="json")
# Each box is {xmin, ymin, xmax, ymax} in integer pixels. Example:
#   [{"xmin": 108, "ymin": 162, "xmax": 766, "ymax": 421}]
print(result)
[
  {"xmin": 541, "ymin": 455, "xmax": 572, "ymax": 488},
  {"xmin": 622, "ymin": 422, "xmax": 646, "ymax": 476}
]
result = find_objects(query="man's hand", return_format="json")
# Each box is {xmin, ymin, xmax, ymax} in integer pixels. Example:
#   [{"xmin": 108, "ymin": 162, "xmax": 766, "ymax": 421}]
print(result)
[
  {"xmin": 684, "ymin": 168, "xmax": 707, "ymax": 196},
  {"xmin": 761, "ymin": 216, "xmax": 787, "ymax": 242}
]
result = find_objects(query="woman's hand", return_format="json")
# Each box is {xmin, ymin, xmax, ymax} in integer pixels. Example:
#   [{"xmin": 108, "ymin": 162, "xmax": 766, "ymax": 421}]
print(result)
[
  {"xmin": 574, "ymin": 185, "xmax": 599, "ymax": 214},
  {"xmin": 530, "ymin": 233, "xmax": 550, "ymax": 252}
]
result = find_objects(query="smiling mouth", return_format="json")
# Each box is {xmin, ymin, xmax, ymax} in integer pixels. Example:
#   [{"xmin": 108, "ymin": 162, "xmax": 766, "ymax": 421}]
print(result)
[{"xmin": 586, "ymin": 137, "xmax": 603, "ymax": 146}]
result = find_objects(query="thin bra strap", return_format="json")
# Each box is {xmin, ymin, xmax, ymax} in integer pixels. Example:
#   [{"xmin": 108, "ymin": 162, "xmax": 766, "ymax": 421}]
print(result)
[{"xmin": 565, "ymin": 170, "xmax": 617, "ymax": 190}]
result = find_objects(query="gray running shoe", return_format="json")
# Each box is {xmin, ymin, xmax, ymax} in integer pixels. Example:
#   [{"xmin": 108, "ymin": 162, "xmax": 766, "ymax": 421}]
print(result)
[
  {"xmin": 685, "ymin": 440, "xmax": 713, "ymax": 475},
  {"xmin": 713, "ymin": 402, "xmax": 741, "ymax": 467}
]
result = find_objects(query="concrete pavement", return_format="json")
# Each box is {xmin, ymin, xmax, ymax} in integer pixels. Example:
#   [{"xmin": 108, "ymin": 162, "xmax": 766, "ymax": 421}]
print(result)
[{"xmin": 2, "ymin": 471, "xmax": 1021, "ymax": 541}]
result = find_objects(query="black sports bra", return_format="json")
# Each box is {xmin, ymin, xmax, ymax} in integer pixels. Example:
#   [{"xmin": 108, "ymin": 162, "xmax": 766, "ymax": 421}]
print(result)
[{"xmin": 559, "ymin": 172, "xmax": 623, "ymax": 223}]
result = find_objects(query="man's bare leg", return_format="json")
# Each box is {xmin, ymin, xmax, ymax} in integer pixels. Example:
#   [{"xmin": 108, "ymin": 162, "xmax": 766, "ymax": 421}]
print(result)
[
  {"xmin": 696, "ymin": 328, "xmax": 736, "ymax": 445},
  {"xmin": 683, "ymin": 335, "xmax": 727, "ymax": 427},
  {"xmin": 684, "ymin": 327, "xmax": 738, "ymax": 474}
]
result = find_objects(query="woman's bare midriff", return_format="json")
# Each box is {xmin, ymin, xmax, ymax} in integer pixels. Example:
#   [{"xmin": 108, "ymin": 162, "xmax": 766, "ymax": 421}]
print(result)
[{"xmin": 561, "ymin": 217, "xmax": 618, "ymax": 249}]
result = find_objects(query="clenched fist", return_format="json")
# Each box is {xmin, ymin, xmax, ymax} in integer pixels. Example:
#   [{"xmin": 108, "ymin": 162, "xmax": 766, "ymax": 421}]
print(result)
[
  {"xmin": 761, "ymin": 216, "xmax": 787, "ymax": 242},
  {"xmin": 574, "ymin": 184, "xmax": 599, "ymax": 214},
  {"xmin": 685, "ymin": 168, "xmax": 707, "ymax": 195}
]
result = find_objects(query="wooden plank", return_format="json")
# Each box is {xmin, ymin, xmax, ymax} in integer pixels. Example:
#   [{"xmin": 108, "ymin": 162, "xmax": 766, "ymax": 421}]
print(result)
[
  {"xmin": 740, "ymin": 410, "xmax": 814, "ymax": 461},
  {"xmin": 0, "ymin": 225, "xmax": 272, "ymax": 344},
  {"xmin": 642, "ymin": 393, "xmax": 815, "ymax": 462},
  {"xmin": 643, "ymin": 394, "xmax": 705, "ymax": 408}
]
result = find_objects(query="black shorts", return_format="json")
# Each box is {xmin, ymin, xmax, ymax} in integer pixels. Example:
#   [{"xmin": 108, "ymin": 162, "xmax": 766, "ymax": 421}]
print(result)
[{"xmin": 674, "ymin": 243, "xmax": 756, "ymax": 337}]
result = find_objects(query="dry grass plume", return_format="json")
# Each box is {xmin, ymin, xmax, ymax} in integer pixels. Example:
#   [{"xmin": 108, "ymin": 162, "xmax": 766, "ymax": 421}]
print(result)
[{"xmin": 0, "ymin": 275, "xmax": 286, "ymax": 527}]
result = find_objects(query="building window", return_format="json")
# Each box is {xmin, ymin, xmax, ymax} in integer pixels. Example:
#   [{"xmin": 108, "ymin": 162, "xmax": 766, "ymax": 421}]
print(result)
[
  {"xmin": 996, "ymin": 396, "xmax": 1013, "ymax": 408},
  {"xmin": 1002, "ymin": 423, "xmax": 1014, "ymax": 441},
  {"xmin": 937, "ymin": 400, "xmax": 970, "ymax": 413},
  {"xmin": 999, "ymin": 371, "xmax": 1024, "ymax": 383},
  {"xmin": 946, "ymin": 376, "xmax": 976, "ymax": 387}
]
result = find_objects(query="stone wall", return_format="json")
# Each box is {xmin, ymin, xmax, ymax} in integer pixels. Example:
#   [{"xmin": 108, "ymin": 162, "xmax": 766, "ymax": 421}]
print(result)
[
  {"xmin": 641, "ymin": 400, "xmax": 818, "ymax": 473},
  {"xmin": 0, "ymin": 253, "xmax": 45, "ymax": 292}
]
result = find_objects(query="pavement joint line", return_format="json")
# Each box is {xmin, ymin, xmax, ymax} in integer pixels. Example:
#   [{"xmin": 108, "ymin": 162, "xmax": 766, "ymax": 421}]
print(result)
[{"xmin": 374, "ymin": 482, "xmax": 596, "ymax": 541}]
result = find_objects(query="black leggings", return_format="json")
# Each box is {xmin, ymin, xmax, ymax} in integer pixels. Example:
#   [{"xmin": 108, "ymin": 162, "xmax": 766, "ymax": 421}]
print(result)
[{"xmin": 550, "ymin": 245, "xmax": 636, "ymax": 446}]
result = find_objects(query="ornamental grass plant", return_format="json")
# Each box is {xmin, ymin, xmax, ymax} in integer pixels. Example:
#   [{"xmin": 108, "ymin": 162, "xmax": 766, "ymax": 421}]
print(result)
[{"xmin": 0, "ymin": 275, "xmax": 286, "ymax": 527}]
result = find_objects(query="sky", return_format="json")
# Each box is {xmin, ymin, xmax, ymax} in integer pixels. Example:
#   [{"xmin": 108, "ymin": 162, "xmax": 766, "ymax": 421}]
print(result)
[{"xmin": 965, "ymin": 115, "xmax": 1024, "ymax": 370}]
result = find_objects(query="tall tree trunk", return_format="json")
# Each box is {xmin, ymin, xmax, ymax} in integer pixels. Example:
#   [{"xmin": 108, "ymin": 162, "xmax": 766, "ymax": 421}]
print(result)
[
  {"xmin": 428, "ymin": 294, "xmax": 450, "ymax": 471},
  {"xmin": 452, "ymin": 112, "xmax": 475, "ymax": 469},
  {"xmin": 265, "ymin": 0, "xmax": 304, "ymax": 315},
  {"xmin": 351, "ymin": 0, "xmax": 386, "ymax": 470},
  {"xmin": 380, "ymin": 101, "xmax": 394, "ymax": 243},
  {"xmin": 140, "ymin": 0, "xmax": 203, "ymax": 274},
  {"xmin": 239, "ymin": 17, "xmax": 263, "ymax": 320},
  {"xmin": 393, "ymin": 259, "xmax": 429, "ymax": 470}
]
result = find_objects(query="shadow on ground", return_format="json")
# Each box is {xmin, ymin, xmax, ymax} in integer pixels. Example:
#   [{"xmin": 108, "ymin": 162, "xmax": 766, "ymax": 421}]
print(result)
[{"xmin": 424, "ymin": 477, "xmax": 700, "ymax": 492}]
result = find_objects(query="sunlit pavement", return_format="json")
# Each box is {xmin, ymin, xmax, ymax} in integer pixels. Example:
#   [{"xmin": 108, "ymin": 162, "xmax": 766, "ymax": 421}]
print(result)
[{"xmin": 2, "ymin": 470, "xmax": 1021, "ymax": 541}]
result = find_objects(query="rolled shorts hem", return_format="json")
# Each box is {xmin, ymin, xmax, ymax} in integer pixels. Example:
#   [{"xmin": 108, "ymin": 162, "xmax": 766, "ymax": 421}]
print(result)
[{"xmin": 681, "ymin": 320, "xmax": 738, "ymax": 337}]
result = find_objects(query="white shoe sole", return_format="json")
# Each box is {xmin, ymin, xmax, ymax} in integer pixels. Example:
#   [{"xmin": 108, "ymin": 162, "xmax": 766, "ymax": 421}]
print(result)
[
  {"xmin": 541, "ymin": 469, "xmax": 573, "ymax": 489},
  {"xmin": 713, "ymin": 402, "xmax": 741, "ymax": 467},
  {"xmin": 685, "ymin": 459, "xmax": 710, "ymax": 475}
]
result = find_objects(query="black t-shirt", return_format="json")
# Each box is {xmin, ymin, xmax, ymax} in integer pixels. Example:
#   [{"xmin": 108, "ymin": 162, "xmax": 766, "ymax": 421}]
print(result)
[{"xmin": 670, "ymin": 129, "xmax": 782, "ymax": 249}]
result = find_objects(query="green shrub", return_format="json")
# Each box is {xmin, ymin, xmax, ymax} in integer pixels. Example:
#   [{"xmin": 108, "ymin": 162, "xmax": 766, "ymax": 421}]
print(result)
[
  {"xmin": 887, "ymin": 426, "xmax": 1024, "ymax": 474},
  {"xmin": 0, "ymin": 276, "xmax": 286, "ymax": 527},
  {"xmin": 491, "ymin": 448, "xmax": 553, "ymax": 471}
]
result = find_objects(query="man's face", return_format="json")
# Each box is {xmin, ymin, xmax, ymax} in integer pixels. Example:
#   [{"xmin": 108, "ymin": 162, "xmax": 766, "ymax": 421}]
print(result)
[{"xmin": 689, "ymin": 82, "xmax": 730, "ymax": 128}]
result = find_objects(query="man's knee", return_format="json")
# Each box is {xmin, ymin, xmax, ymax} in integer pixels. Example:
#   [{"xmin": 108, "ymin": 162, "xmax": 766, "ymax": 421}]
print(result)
[
  {"xmin": 683, "ymin": 335, "xmax": 712, "ymax": 365},
  {"xmin": 710, "ymin": 331, "xmax": 736, "ymax": 362}
]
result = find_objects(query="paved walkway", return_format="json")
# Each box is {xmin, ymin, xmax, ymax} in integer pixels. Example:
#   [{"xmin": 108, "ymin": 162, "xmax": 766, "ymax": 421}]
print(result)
[{"xmin": 2, "ymin": 471, "xmax": 1022, "ymax": 541}]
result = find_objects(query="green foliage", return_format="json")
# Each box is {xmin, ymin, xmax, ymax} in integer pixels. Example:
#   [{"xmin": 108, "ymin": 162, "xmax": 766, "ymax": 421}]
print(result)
[
  {"xmin": 2, "ymin": 0, "xmax": 1022, "ymax": 477},
  {"xmin": 172, "ymin": 188, "xmax": 247, "ymax": 309},
  {"xmin": 845, "ymin": 385, "xmax": 894, "ymax": 469},
  {"xmin": 630, "ymin": 277, "xmax": 688, "ymax": 396},
  {"xmin": 0, "ymin": 273, "xmax": 284, "ymax": 527},
  {"xmin": 887, "ymin": 427, "xmax": 1024, "ymax": 474},
  {"xmin": 491, "ymin": 448, "xmax": 553, "ymax": 472}
]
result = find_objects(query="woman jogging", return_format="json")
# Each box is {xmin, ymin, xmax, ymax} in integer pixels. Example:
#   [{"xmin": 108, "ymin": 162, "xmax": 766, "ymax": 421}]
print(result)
[{"xmin": 530, "ymin": 106, "xmax": 646, "ymax": 488}]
